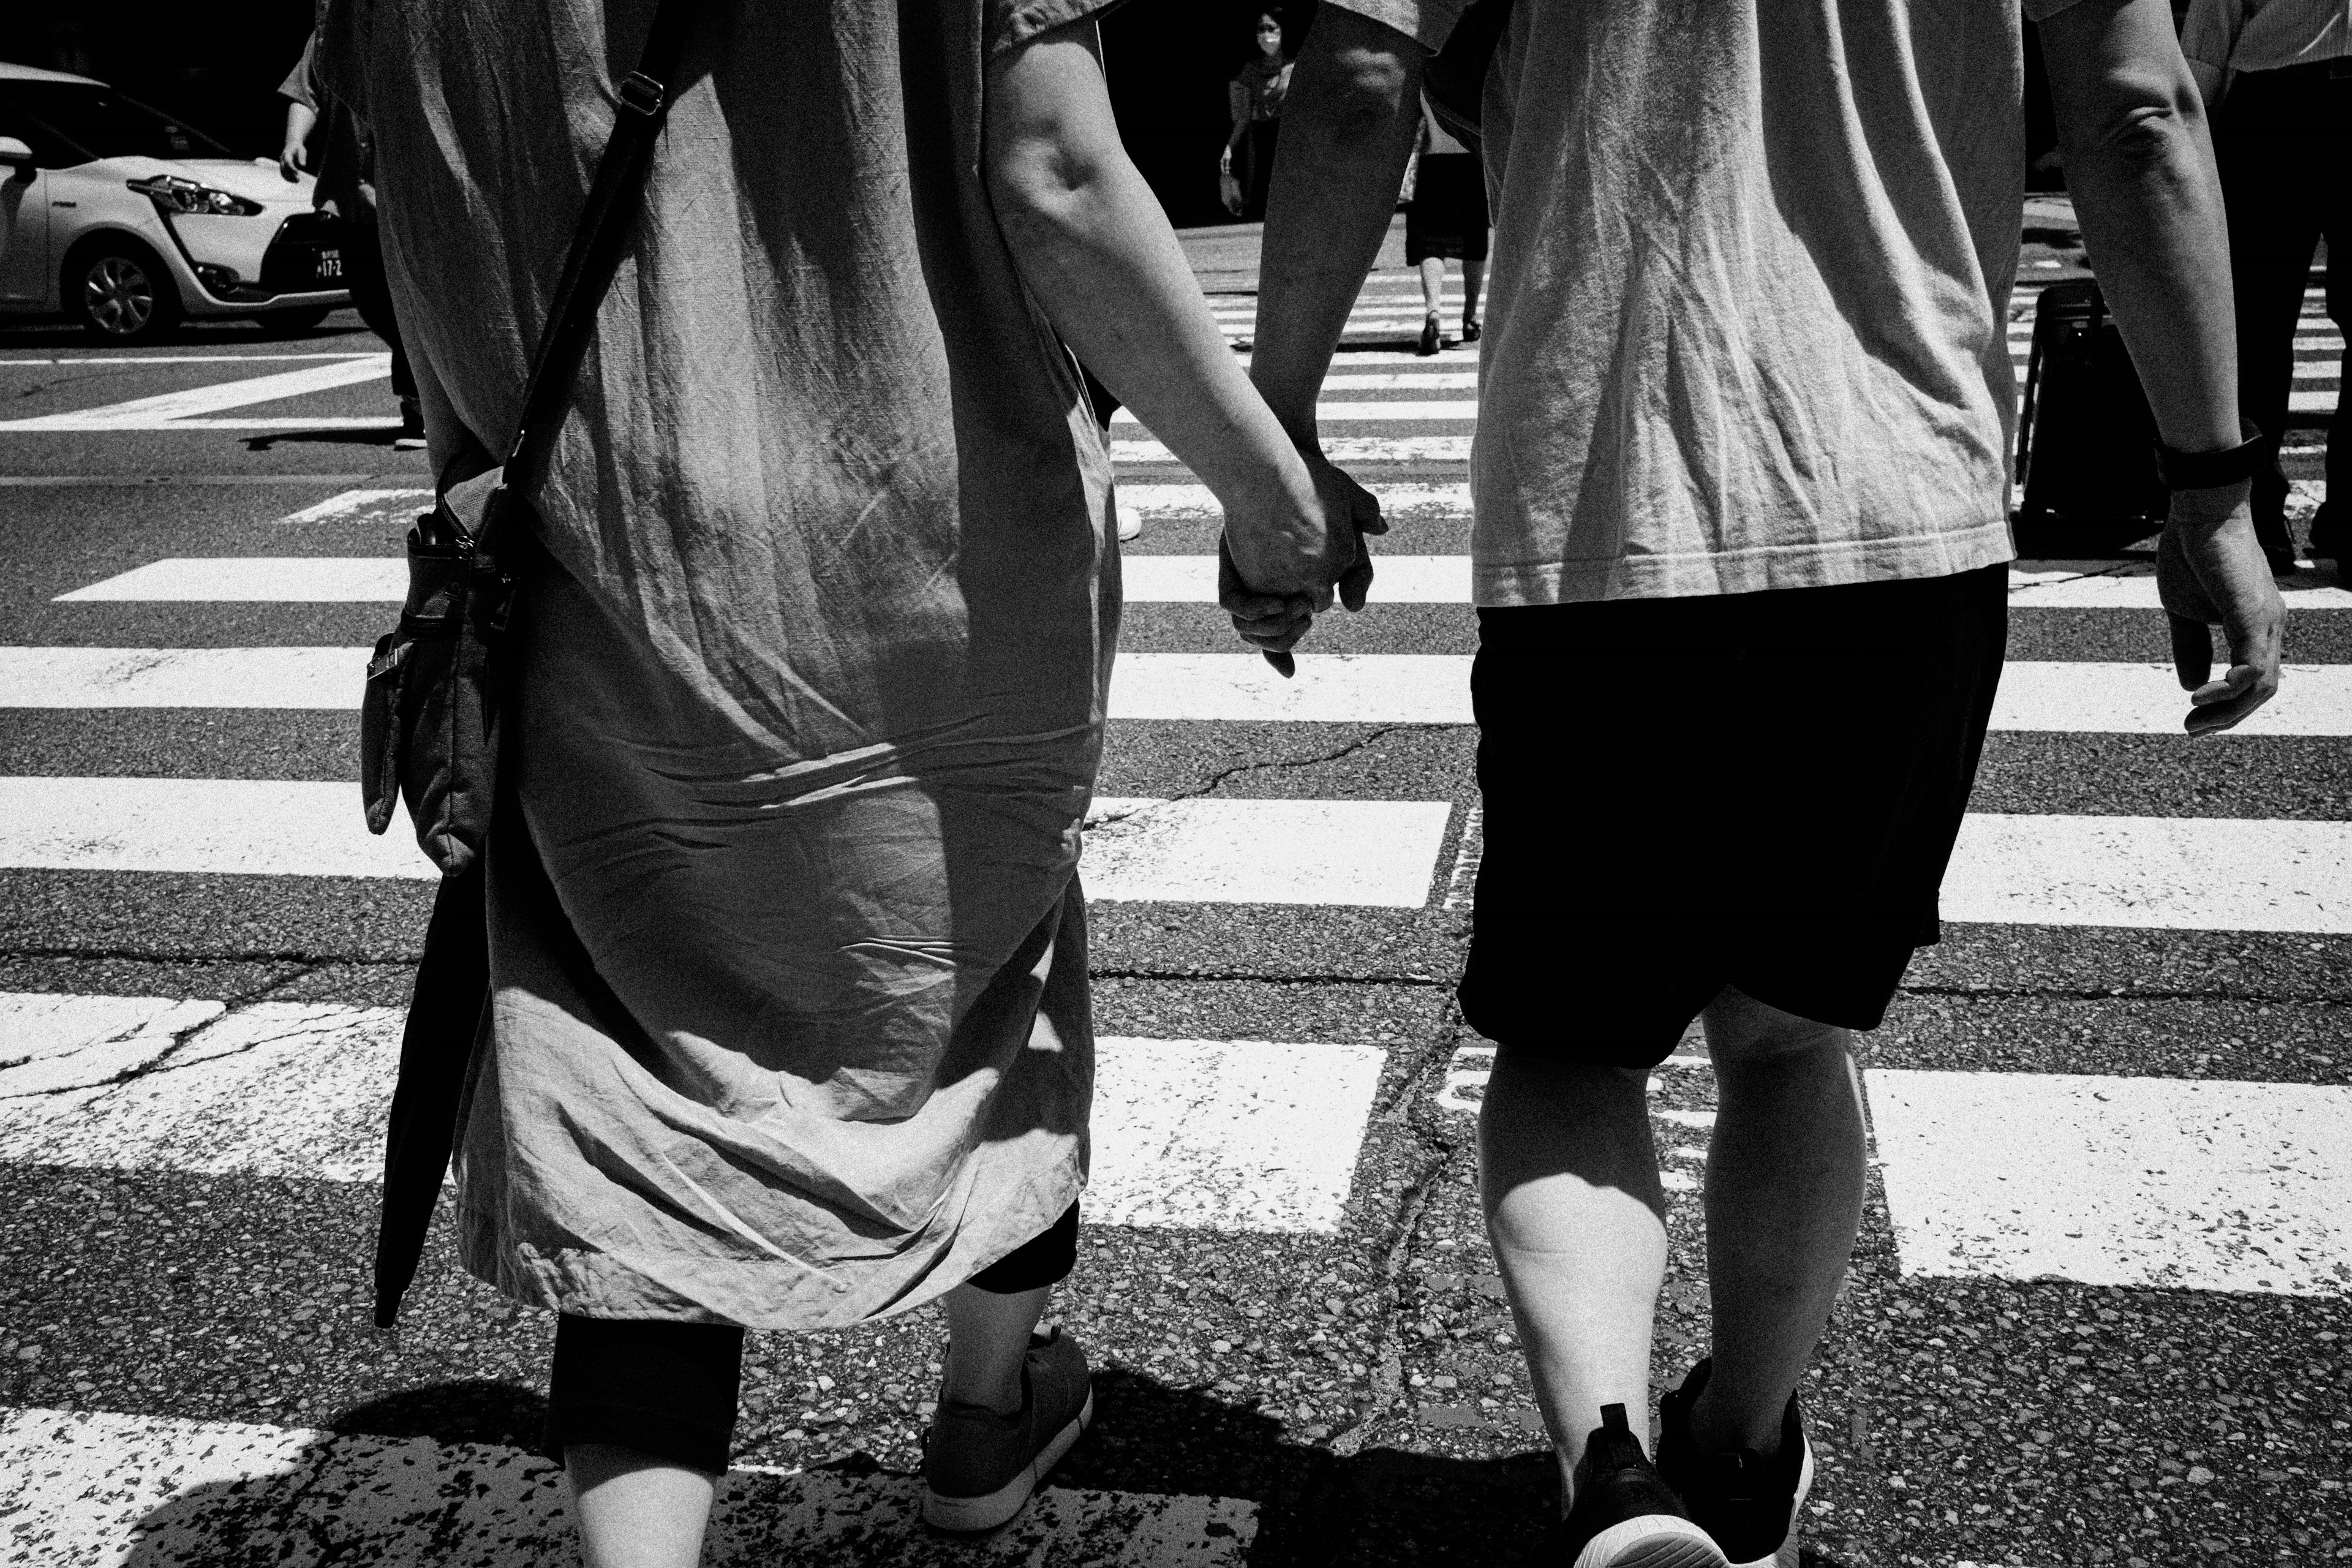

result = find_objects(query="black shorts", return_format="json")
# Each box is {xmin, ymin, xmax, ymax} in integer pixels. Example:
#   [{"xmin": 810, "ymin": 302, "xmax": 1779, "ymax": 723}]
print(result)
[{"xmin": 1458, "ymin": 565, "xmax": 2007, "ymax": 1068}]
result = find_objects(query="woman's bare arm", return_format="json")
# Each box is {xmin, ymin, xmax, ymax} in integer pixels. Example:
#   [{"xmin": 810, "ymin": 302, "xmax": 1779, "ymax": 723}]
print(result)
[{"xmin": 986, "ymin": 20, "xmax": 1379, "ymax": 653}]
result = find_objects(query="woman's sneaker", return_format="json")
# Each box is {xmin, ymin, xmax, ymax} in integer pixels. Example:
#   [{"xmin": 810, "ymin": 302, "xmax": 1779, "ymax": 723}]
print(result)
[
  {"xmin": 921, "ymin": 1328, "xmax": 1093, "ymax": 1532},
  {"xmin": 1654, "ymin": 1360, "xmax": 1814, "ymax": 1568},
  {"xmin": 1557, "ymin": 1404, "xmax": 1730, "ymax": 1568}
]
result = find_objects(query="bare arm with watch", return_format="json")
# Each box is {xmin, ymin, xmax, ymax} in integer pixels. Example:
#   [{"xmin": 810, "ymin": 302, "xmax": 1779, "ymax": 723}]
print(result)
[{"xmin": 2040, "ymin": 0, "xmax": 2286, "ymax": 735}]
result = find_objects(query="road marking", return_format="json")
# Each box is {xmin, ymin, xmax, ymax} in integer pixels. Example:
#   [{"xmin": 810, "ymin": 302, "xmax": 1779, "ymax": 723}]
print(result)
[
  {"xmin": 1943, "ymin": 813, "xmax": 2351, "ymax": 933},
  {"xmin": 0, "ymin": 1406, "xmax": 1256, "ymax": 1567},
  {"xmin": 1085, "ymin": 797, "xmax": 1452, "ymax": 906},
  {"xmin": 1114, "ymin": 435, "xmax": 1474, "ymax": 465},
  {"xmin": 2010, "ymin": 563, "xmax": 2352, "ymax": 610},
  {"xmin": 1117, "ymin": 481, "xmax": 1472, "ymax": 519},
  {"xmin": 273, "ymin": 486, "xmax": 432, "ymax": 524},
  {"xmin": 1868, "ymin": 1069, "xmax": 2352, "ymax": 1297},
  {"xmin": 0, "ymin": 353, "xmax": 378, "ymax": 366},
  {"xmin": 0, "ymin": 779, "xmax": 1455, "ymax": 905},
  {"xmin": 0, "ymin": 474, "xmax": 375, "ymax": 486},
  {"xmin": 58, "ymin": 557, "xmax": 409, "ymax": 601},
  {"xmin": 1090, "ymin": 1037, "xmax": 1385, "ymax": 1230},
  {"xmin": 53, "ymin": 552, "xmax": 2352, "ymax": 614},
  {"xmin": 1989, "ymin": 662, "xmax": 2352, "ymax": 735},
  {"xmin": 1111, "ymin": 654, "xmax": 1469, "ymax": 722},
  {"xmin": 1112, "ymin": 401, "xmax": 1478, "ymax": 426},
  {"xmin": 0, "ymin": 993, "xmax": 1381, "ymax": 1234},
  {"xmin": 0, "ymin": 647, "xmax": 368, "ymax": 707},
  {"xmin": 0, "ymin": 355, "xmax": 393, "ymax": 432},
  {"xmin": 1120, "ymin": 556, "xmax": 1469, "ymax": 603},
  {"xmin": 15, "ymin": 649, "xmax": 2346, "ymax": 736}
]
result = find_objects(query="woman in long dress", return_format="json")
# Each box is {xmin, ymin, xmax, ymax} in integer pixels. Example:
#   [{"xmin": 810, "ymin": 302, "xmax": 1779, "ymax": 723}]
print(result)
[{"xmin": 322, "ymin": 2, "xmax": 1372, "ymax": 1561}]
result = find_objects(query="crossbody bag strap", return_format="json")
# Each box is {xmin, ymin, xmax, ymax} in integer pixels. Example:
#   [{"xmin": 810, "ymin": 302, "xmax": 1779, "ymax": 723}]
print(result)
[{"xmin": 473, "ymin": 0, "xmax": 701, "ymax": 560}]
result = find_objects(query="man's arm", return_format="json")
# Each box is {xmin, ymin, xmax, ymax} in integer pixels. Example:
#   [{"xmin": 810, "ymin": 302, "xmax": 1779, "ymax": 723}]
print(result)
[
  {"xmin": 1248, "ymin": 7, "xmax": 1427, "ymax": 439},
  {"xmin": 2039, "ymin": 0, "xmax": 2283, "ymax": 733}
]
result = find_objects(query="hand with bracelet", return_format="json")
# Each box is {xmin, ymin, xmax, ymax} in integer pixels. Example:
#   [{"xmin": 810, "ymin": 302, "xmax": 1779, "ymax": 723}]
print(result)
[{"xmin": 2153, "ymin": 429, "xmax": 2286, "ymax": 736}]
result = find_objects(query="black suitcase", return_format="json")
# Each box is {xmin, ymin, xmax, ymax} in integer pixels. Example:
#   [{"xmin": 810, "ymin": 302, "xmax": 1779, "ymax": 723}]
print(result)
[{"xmin": 2014, "ymin": 279, "xmax": 2169, "ymax": 550}]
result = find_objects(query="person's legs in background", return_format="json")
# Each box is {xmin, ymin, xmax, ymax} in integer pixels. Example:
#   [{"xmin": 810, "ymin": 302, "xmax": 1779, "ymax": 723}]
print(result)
[
  {"xmin": 2214, "ymin": 71, "xmax": 2322, "ymax": 574},
  {"xmin": 2307, "ymin": 67, "xmax": 2350, "ymax": 566},
  {"xmin": 342, "ymin": 222, "xmax": 425, "ymax": 450},
  {"xmin": 1418, "ymin": 255, "xmax": 1449, "ymax": 355},
  {"xmin": 1461, "ymin": 255, "xmax": 1486, "ymax": 340}
]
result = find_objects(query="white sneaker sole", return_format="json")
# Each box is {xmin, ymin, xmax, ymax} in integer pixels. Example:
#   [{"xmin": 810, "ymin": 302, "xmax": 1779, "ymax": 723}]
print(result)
[
  {"xmin": 1572, "ymin": 1513, "xmax": 1730, "ymax": 1568},
  {"xmin": 1726, "ymin": 1433, "xmax": 1815, "ymax": 1568},
  {"xmin": 921, "ymin": 1389, "xmax": 1095, "ymax": 1533}
]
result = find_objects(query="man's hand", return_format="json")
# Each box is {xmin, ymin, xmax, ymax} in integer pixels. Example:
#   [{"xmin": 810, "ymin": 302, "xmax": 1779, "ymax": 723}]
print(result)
[
  {"xmin": 2157, "ymin": 481, "xmax": 2285, "ymax": 734},
  {"xmin": 279, "ymin": 140, "xmax": 309, "ymax": 182},
  {"xmin": 1218, "ymin": 450, "xmax": 1388, "ymax": 674}
]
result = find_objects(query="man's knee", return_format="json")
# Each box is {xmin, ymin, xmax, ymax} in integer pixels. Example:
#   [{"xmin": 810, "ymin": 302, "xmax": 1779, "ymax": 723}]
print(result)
[{"xmin": 1700, "ymin": 986, "xmax": 1852, "ymax": 1066}]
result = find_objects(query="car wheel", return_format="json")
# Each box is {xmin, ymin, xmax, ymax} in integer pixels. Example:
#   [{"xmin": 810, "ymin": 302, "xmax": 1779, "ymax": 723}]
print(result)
[
  {"xmin": 65, "ymin": 239, "xmax": 181, "ymax": 345},
  {"xmin": 257, "ymin": 307, "xmax": 332, "ymax": 338}
]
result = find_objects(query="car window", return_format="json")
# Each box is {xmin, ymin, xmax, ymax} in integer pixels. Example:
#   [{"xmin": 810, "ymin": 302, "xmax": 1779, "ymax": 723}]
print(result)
[{"xmin": 0, "ymin": 83, "xmax": 233, "ymax": 168}]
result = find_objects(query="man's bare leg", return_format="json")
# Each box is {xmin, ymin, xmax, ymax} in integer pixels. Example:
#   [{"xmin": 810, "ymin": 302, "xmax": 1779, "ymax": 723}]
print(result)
[
  {"xmin": 1479, "ymin": 1049, "xmax": 1668, "ymax": 1511},
  {"xmin": 1687, "ymin": 986, "xmax": 1869, "ymax": 1455}
]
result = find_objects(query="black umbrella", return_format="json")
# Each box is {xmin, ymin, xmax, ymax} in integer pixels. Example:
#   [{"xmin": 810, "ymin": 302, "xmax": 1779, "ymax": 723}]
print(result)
[{"xmin": 373, "ymin": 862, "xmax": 489, "ymax": 1329}]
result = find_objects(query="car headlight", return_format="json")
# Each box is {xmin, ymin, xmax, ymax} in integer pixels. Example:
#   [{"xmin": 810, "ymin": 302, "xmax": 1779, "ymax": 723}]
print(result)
[{"xmin": 127, "ymin": 175, "xmax": 263, "ymax": 217}]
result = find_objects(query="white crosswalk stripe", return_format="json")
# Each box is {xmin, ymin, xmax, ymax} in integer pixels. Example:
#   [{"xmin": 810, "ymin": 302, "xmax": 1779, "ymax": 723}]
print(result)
[
  {"xmin": 1, "ymin": 777, "xmax": 2343, "ymax": 930},
  {"xmin": 14, "ymin": 648, "xmax": 2351, "ymax": 736},
  {"xmin": 0, "ymin": 993, "xmax": 1382, "ymax": 1235},
  {"xmin": 61, "ymin": 551, "xmax": 2352, "ymax": 610}
]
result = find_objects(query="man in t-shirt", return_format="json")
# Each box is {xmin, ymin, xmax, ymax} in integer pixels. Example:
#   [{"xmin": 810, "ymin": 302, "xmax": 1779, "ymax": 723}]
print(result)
[{"xmin": 1243, "ymin": 2, "xmax": 2286, "ymax": 1564}]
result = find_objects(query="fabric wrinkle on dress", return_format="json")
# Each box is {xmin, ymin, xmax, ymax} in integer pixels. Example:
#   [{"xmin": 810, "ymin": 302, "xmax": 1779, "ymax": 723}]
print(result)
[{"xmin": 322, "ymin": 0, "xmax": 1121, "ymax": 1333}]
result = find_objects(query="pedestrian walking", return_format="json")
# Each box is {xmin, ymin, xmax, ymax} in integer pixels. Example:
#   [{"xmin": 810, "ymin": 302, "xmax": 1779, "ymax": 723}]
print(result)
[
  {"xmin": 320, "ymin": 2, "xmax": 1370, "ymax": 1564},
  {"xmin": 277, "ymin": 27, "xmax": 422, "ymax": 450},
  {"xmin": 2182, "ymin": 0, "xmax": 2349, "ymax": 572},
  {"xmin": 1403, "ymin": 104, "xmax": 1486, "ymax": 355},
  {"xmin": 1221, "ymin": 10, "xmax": 1295, "ymax": 220},
  {"xmin": 1246, "ymin": 1, "xmax": 2286, "ymax": 1564}
]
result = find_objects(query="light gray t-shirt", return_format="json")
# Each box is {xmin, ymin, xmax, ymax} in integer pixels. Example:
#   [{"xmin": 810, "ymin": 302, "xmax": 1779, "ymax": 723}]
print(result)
[{"xmin": 1336, "ymin": 0, "xmax": 2081, "ymax": 604}]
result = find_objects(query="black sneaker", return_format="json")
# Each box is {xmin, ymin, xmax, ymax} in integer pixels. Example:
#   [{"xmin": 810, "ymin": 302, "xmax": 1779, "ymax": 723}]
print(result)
[
  {"xmin": 1655, "ymin": 1360, "xmax": 1813, "ymax": 1568},
  {"xmin": 1556, "ymin": 1403, "xmax": 1728, "ymax": 1568}
]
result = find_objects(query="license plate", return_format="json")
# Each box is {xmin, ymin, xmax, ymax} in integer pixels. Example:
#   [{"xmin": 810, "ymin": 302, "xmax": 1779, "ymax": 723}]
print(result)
[{"xmin": 314, "ymin": 249, "xmax": 343, "ymax": 281}]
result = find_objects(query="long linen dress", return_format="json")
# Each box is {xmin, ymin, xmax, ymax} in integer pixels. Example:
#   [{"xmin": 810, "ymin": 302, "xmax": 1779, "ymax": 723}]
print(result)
[{"xmin": 322, "ymin": 0, "xmax": 1118, "ymax": 1329}]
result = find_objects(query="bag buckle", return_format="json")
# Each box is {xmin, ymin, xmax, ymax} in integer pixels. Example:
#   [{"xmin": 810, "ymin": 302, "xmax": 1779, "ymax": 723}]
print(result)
[{"xmin": 618, "ymin": 71, "xmax": 666, "ymax": 118}]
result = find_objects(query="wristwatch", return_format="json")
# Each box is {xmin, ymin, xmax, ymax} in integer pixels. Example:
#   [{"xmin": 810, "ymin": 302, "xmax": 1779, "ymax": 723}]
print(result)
[{"xmin": 2153, "ymin": 422, "xmax": 2267, "ymax": 491}]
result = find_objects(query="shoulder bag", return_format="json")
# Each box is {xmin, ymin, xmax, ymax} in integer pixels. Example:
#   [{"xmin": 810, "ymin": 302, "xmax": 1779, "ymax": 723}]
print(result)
[{"xmin": 358, "ymin": 0, "xmax": 700, "ymax": 1328}]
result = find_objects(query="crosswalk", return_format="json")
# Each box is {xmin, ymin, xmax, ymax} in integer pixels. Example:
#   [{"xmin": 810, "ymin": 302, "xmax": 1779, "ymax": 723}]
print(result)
[{"xmin": 0, "ymin": 268, "xmax": 2344, "ymax": 1565}]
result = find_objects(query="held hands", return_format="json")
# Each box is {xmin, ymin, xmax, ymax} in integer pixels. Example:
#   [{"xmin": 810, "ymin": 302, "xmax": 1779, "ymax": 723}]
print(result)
[
  {"xmin": 1218, "ymin": 449, "xmax": 1387, "ymax": 675},
  {"xmin": 2157, "ymin": 481, "xmax": 2285, "ymax": 735}
]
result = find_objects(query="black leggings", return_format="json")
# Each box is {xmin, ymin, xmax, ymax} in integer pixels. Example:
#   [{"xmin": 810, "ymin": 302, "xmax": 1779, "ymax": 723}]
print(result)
[{"xmin": 543, "ymin": 1202, "xmax": 1079, "ymax": 1472}]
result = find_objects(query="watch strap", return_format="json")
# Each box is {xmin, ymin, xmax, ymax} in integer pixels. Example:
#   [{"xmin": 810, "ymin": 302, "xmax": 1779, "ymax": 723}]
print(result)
[{"xmin": 2153, "ymin": 423, "xmax": 2268, "ymax": 491}]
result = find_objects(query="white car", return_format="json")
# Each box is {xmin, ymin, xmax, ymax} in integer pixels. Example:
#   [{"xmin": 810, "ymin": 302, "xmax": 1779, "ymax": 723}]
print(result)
[{"xmin": 0, "ymin": 61, "xmax": 352, "ymax": 344}]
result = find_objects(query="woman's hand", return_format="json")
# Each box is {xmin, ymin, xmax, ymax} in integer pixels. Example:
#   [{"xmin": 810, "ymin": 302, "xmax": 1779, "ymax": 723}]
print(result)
[{"xmin": 1217, "ymin": 449, "xmax": 1386, "ymax": 673}]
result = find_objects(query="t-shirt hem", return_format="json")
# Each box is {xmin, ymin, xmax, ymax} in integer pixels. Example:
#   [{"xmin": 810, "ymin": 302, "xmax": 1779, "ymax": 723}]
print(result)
[{"xmin": 1472, "ymin": 520, "xmax": 2017, "ymax": 606}]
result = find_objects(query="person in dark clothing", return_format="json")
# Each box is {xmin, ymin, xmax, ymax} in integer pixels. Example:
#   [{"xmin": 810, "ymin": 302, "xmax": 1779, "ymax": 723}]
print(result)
[
  {"xmin": 279, "ymin": 28, "xmax": 422, "ymax": 449},
  {"xmin": 2184, "ymin": 0, "xmax": 2349, "ymax": 571},
  {"xmin": 1403, "ymin": 104, "xmax": 1487, "ymax": 354},
  {"xmin": 1221, "ymin": 10, "xmax": 1294, "ymax": 220}
]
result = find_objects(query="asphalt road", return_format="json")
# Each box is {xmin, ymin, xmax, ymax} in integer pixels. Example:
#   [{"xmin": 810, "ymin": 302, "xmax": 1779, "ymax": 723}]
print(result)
[{"xmin": 0, "ymin": 220, "xmax": 2346, "ymax": 1568}]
